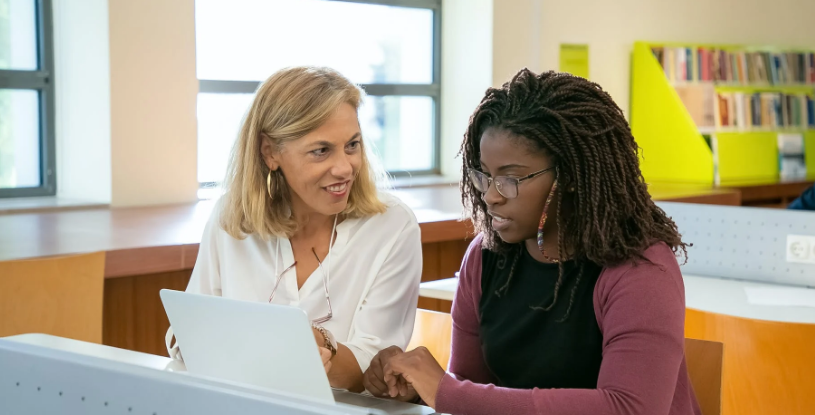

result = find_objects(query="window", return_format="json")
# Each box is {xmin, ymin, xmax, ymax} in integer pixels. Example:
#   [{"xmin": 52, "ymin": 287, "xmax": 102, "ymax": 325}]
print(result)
[
  {"xmin": 194, "ymin": 0, "xmax": 441, "ymax": 185},
  {"xmin": 0, "ymin": 0, "xmax": 55, "ymax": 197}
]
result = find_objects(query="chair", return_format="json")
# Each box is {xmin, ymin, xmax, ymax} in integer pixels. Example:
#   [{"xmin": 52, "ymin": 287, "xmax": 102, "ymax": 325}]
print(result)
[
  {"xmin": 687, "ymin": 308, "xmax": 815, "ymax": 415},
  {"xmin": 0, "ymin": 252, "xmax": 106, "ymax": 343},
  {"xmin": 684, "ymin": 338, "xmax": 724, "ymax": 415},
  {"xmin": 409, "ymin": 309, "xmax": 724, "ymax": 415},
  {"xmin": 407, "ymin": 309, "xmax": 453, "ymax": 369}
]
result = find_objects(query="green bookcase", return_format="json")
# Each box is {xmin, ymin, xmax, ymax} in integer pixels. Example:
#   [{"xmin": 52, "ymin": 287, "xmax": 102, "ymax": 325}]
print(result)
[{"xmin": 630, "ymin": 41, "xmax": 815, "ymax": 186}]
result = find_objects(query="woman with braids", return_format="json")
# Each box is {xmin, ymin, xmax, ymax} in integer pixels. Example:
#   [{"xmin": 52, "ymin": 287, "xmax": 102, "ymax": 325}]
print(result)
[{"xmin": 361, "ymin": 69, "xmax": 701, "ymax": 415}]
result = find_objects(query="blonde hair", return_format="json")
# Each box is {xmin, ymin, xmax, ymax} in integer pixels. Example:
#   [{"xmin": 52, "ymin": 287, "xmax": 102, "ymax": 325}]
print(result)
[{"xmin": 220, "ymin": 66, "xmax": 387, "ymax": 239}]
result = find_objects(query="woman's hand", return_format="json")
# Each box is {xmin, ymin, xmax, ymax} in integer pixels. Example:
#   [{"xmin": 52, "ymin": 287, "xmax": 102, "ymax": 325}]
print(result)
[
  {"xmin": 363, "ymin": 346, "xmax": 419, "ymax": 402},
  {"xmin": 311, "ymin": 328, "xmax": 333, "ymax": 373},
  {"xmin": 319, "ymin": 347, "xmax": 333, "ymax": 374},
  {"xmin": 383, "ymin": 347, "xmax": 445, "ymax": 409}
]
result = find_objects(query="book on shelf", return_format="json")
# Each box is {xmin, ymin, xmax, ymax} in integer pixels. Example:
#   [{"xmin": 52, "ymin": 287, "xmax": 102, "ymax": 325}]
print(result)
[
  {"xmin": 675, "ymin": 83, "xmax": 715, "ymax": 128},
  {"xmin": 650, "ymin": 46, "xmax": 815, "ymax": 85},
  {"xmin": 713, "ymin": 91, "xmax": 814, "ymax": 130},
  {"xmin": 811, "ymin": 53, "xmax": 815, "ymax": 82},
  {"xmin": 809, "ymin": 95, "xmax": 815, "ymax": 126},
  {"xmin": 778, "ymin": 133, "xmax": 807, "ymax": 181}
]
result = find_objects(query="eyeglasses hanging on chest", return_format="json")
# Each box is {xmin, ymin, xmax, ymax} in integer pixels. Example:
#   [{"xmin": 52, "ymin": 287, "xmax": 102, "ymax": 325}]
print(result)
[
  {"xmin": 267, "ymin": 249, "xmax": 333, "ymax": 325},
  {"xmin": 268, "ymin": 215, "xmax": 338, "ymax": 325}
]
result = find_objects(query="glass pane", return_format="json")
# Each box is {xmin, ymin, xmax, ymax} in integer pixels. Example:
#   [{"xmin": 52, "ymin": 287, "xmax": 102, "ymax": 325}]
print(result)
[
  {"xmin": 197, "ymin": 93, "xmax": 255, "ymax": 183},
  {"xmin": 0, "ymin": 0, "xmax": 39, "ymax": 70},
  {"xmin": 197, "ymin": 93, "xmax": 435, "ymax": 184},
  {"xmin": 359, "ymin": 96, "xmax": 434, "ymax": 172},
  {"xmin": 0, "ymin": 89, "xmax": 41, "ymax": 188},
  {"xmin": 195, "ymin": 0, "xmax": 433, "ymax": 84}
]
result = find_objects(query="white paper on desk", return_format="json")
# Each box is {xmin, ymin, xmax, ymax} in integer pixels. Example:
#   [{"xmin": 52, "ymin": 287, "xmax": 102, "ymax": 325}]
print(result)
[{"xmin": 743, "ymin": 286, "xmax": 815, "ymax": 308}]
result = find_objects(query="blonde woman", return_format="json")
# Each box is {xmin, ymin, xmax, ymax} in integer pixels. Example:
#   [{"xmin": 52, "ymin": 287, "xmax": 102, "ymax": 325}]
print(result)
[{"xmin": 167, "ymin": 67, "xmax": 422, "ymax": 392}]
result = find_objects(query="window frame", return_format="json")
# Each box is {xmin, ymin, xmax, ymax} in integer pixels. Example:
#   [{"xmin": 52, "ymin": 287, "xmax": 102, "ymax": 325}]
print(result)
[
  {"xmin": 0, "ymin": 0, "xmax": 56, "ymax": 198},
  {"xmin": 196, "ymin": 0, "xmax": 442, "ymax": 185}
]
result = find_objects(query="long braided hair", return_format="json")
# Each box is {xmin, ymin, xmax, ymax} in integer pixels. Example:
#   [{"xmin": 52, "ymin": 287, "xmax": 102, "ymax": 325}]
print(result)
[{"xmin": 461, "ymin": 69, "xmax": 687, "ymax": 320}]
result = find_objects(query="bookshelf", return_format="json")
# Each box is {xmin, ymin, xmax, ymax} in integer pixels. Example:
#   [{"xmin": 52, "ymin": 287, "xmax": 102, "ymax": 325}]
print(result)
[{"xmin": 630, "ymin": 41, "xmax": 815, "ymax": 186}]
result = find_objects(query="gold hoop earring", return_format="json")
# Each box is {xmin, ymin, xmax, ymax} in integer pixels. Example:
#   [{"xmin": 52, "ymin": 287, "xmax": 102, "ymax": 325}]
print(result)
[{"xmin": 267, "ymin": 171, "xmax": 273, "ymax": 199}]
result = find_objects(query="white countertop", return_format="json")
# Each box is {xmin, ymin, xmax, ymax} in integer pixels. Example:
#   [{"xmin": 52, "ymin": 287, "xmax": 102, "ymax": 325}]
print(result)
[
  {"xmin": 683, "ymin": 275, "xmax": 815, "ymax": 324},
  {"xmin": 419, "ymin": 274, "xmax": 815, "ymax": 324},
  {"xmin": 418, "ymin": 278, "xmax": 457, "ymax": 302}
]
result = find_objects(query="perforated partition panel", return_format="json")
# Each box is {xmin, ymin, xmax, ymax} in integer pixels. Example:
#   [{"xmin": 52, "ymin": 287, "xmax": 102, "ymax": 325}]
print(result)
[
  {"xmin": 657, "ymin": 202, "xmax": 815, "ymax": 288},
  {"xmin": 0, "ymin": 340, "xmax": 378, "ymax": 415}
]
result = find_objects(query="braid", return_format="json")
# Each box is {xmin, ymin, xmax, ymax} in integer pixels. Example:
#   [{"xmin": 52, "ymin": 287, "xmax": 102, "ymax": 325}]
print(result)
[
  {"xmin": 460, "ymin": 69, "xmax": 688, "ymax": 319},
  {"xmin": 557, "ymin": 262, "xmax": 585, "ymax": 323},
  {"xmin": 495, "ymin": 244, "xmax": 522, "ymax": 297}
]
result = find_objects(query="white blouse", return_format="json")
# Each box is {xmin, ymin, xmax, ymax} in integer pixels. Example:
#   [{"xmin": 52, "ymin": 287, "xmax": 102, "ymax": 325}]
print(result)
[{"xmin": 182, "ymin": 193, "xmax": 422, "ymax": 372}]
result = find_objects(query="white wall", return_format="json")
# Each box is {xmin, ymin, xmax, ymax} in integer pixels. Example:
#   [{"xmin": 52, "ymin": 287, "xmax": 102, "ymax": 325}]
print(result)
[
  {"xmin": 492, "ymin": 0, "xmax": 542, "ymax": 87},
  {"xmin": 108, "ymin": 0, "xmax": 198, "ymax": 207},
  {"xmin": 53, "ymin": 0, "xmax": 112, "ymax": 203},
  {"xmin": 52, "ymin": 0, "xmax": 198, "ymax": 207},
  {"xmin": 439, "ymin": 0, "xmax": 494, "ymax": 179},
  {"xmin": 493, "ymin": 0, "xmax": 815, "ymax": 117}
]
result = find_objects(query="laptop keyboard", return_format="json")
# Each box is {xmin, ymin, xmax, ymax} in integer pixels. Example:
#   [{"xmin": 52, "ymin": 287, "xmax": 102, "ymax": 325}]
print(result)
[{"xmin": 332, "ymin": 389, "xmax": 438, "ymax": 415}]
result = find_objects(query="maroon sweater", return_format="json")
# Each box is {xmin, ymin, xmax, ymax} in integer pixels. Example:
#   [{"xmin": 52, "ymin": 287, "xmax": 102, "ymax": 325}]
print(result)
[{"xmin": 435, "ymin": 235, "xmax": 701, "ymax": 415}]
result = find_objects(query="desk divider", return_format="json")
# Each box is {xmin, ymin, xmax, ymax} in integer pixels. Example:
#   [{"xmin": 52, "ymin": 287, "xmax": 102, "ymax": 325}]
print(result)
[{"xmin": 657, "ymin": 202, "xmax": 815, "ymax": 287}]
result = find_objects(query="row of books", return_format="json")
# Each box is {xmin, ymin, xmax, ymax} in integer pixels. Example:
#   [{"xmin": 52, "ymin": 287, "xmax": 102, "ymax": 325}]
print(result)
[
  {"xmin": 714, "ymin": 92, "xmax": 815, "ymax": 129},
  {"xmin": 651, "ymin": 46, "xmax": 815, "ymax": 85}
]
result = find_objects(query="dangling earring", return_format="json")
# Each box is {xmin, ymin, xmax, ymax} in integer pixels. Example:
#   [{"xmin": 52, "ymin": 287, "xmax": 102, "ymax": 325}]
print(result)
[{"xmin": 537, "ymin": 177, "xmax": 560, "ymax": 263}]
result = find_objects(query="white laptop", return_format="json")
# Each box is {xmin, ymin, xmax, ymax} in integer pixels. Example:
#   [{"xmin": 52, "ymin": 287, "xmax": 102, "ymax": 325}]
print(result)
[{"xmin": 160, "ymin": 289, "xmax": 436, "ymax": 415}]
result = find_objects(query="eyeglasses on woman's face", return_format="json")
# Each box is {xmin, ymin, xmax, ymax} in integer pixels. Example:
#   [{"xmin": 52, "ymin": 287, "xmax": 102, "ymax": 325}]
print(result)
[{"xmin": 468, "ymin": 166, "xmax": 555, "ymax": 199}]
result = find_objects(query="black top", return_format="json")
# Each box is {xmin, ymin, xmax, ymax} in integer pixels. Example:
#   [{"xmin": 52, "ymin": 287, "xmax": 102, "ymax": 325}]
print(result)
[{"xmin": 479, "ymin": 246, "xmax": 604, "ymax": 389}]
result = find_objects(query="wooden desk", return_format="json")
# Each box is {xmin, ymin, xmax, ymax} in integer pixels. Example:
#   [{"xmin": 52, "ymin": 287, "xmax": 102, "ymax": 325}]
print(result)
[
  {"xmin": 0, "ymin": 185, "xmax": 741, "ymax": 356},
  {"xmin": 0, "ymin": 185, "xmax": 741, "ymax": 274},
  {"xmin": 720, "ymin": 180, "xmax": 813, "ymax": 208},
  {"xmin": 647, "ymin": 183, "xmax": 742, "ymax": 206},
  {"xmin": 0, "ymin": 187, "xmax": 471, "ymax": 277}
]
